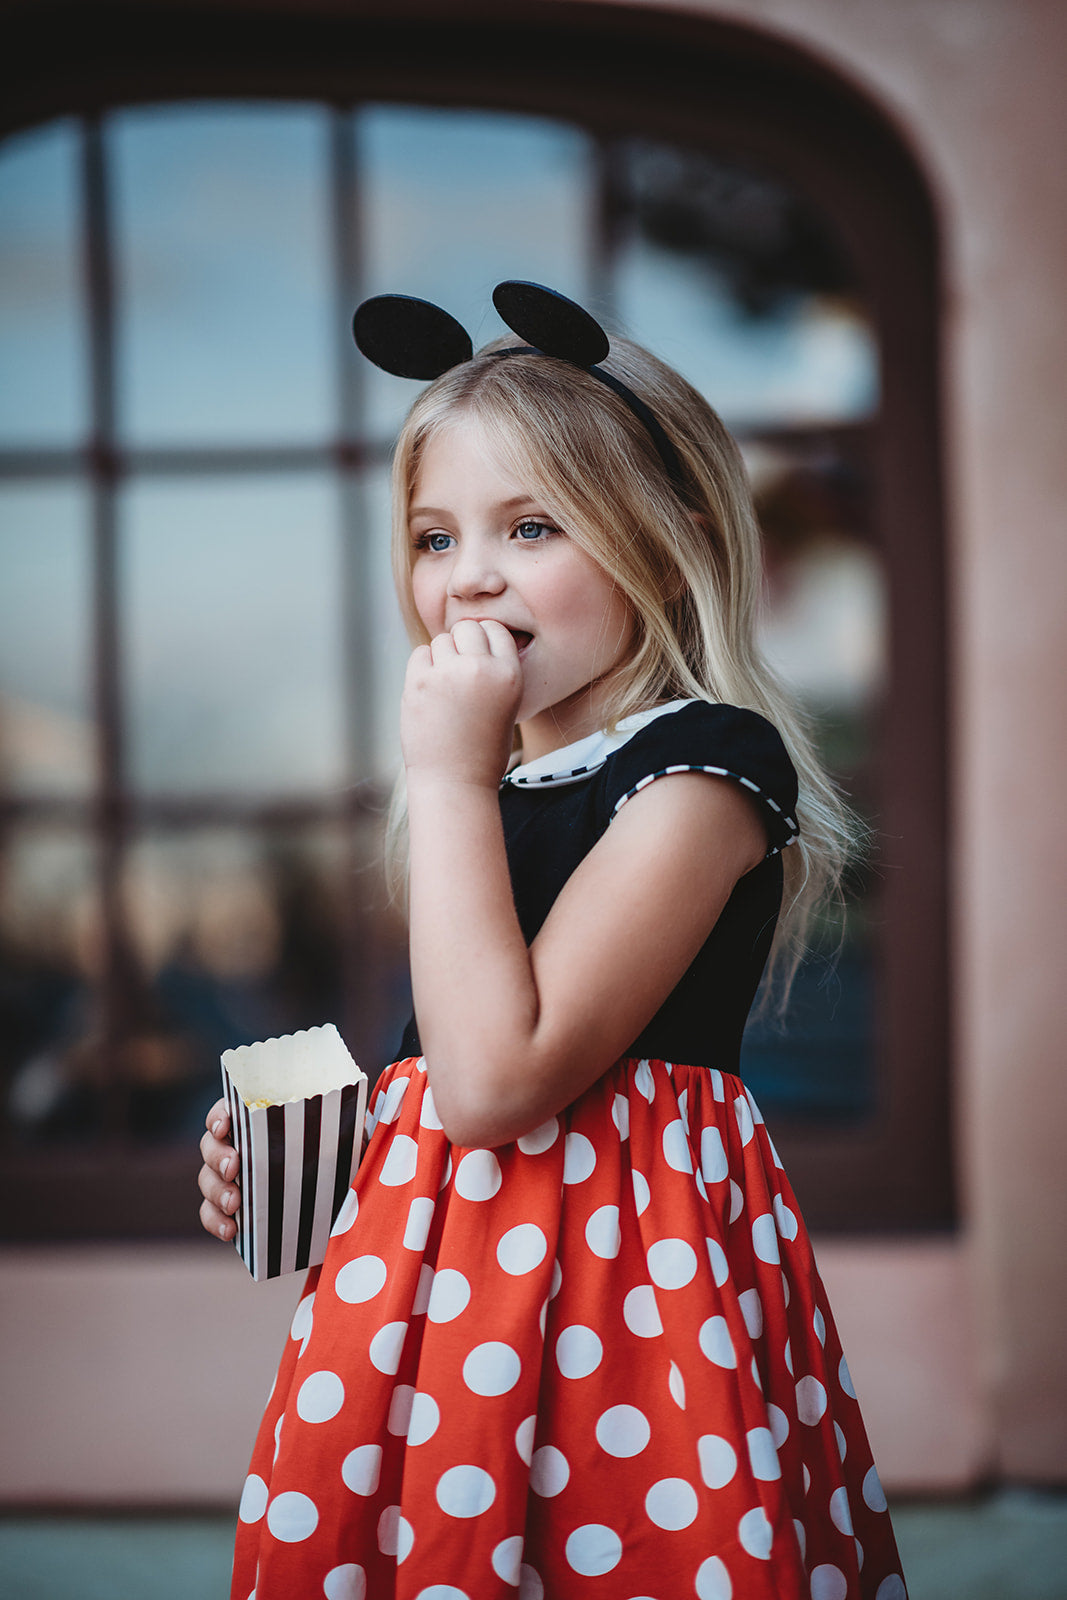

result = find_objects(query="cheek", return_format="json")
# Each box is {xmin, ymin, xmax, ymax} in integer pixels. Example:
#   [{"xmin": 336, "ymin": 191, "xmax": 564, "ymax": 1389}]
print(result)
[{"xmin": 410, "ymin": 565, "xmax": 441, "ymax": 632}]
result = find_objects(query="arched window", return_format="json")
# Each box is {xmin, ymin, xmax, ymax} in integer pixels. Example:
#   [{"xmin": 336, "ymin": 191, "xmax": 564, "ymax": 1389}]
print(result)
[{"xmin": 0, "ymin": 4, "xmax": 948, "ymax": 1236}]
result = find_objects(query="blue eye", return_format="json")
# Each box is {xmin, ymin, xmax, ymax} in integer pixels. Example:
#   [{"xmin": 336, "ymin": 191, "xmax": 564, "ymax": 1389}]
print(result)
[
  {"xmin": 415, "ymin": 532, "xmax": 453, "ymax": 553},
  {"xmin": 514, "ymin": 519, "xmax": 555, "ymax": 541}
]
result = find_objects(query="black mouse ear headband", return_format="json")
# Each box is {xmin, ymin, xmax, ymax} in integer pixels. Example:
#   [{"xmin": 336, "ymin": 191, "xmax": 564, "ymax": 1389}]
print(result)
[{"xmin": 352, "ymin": 279, "xmax": 685, "ymax": 490}]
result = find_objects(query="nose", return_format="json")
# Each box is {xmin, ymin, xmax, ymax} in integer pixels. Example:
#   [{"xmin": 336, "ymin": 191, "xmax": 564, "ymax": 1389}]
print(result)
[{"xmin": 446, "ymin": 537, "xmax": 506, "ymax": 600}]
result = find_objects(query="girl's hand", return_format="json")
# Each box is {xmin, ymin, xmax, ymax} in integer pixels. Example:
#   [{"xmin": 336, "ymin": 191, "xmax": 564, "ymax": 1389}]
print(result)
[
  {"xmin": 401, "ymin": 618, "xmax": 522, "ymax": 790},
  {"xmin": 198, "ymin": 1098, "xmax": 241, "ymax": 1242}
]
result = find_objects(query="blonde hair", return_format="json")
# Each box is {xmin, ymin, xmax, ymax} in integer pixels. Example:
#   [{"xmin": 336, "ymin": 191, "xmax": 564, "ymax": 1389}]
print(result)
[{"xmin": 387, "ymin": 334, "xmax": 861, "ymax": 1006}]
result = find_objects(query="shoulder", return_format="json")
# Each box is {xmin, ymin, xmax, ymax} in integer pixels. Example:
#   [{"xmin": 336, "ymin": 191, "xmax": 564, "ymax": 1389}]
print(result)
[{"xmin": 600, "ymin": 700, "xmax": 799, "ymax": 855}]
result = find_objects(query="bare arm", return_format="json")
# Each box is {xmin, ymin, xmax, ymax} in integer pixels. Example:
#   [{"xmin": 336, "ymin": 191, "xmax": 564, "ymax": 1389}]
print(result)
[{"xmin": 404, "ymin": 622, "xmax": 765, "ymax": 1148}]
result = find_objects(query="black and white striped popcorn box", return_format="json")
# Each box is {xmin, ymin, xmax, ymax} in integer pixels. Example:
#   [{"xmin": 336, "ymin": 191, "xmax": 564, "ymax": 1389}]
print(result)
[{"xmin": 221, "ymin": 1024, "xmax": 368, "ymax": 1282}]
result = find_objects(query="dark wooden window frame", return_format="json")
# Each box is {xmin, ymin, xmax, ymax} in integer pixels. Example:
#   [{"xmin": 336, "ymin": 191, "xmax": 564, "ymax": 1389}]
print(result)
[{"xmin": 0, "ymin": 0, "xmax": 950, "ymax": 1236}]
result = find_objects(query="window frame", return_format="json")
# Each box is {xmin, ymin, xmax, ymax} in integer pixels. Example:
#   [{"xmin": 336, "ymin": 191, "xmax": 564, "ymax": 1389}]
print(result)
[{"xmin": 0, "ymin": 0, "xmax": 950, "ymax": 1236}]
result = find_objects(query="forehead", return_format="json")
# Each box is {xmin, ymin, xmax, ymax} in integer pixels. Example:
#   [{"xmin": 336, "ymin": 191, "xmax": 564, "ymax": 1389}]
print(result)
[{"xmin": 410, "ymin": 413, "xmax": 538, "ymax": 505}]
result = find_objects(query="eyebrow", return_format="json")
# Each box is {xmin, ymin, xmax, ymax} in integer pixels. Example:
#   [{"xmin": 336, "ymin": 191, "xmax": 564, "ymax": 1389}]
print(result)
[{"xmin": 408, "ymin": 495, "xmax": 542, "ymax": 520}]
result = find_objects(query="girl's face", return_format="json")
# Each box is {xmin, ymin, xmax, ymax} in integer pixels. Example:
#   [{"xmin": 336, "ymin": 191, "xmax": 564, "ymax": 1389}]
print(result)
[{"xmin": 408, "ymin": 415, "xmax": 635, "ymax": 761}]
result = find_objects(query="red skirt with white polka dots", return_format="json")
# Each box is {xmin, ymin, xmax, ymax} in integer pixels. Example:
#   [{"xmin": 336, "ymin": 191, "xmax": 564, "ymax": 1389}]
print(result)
[{"xmin": 231, "ymin": 1056, "xmax": 907, "ymax": 1600}]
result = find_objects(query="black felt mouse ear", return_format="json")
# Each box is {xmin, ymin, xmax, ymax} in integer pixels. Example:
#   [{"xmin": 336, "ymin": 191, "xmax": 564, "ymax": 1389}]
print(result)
[
  {"xmin": 352, "ymin": 294, "xmax": 474, "ymax": 380},
  {"xmin": 492, "ymin": 281, "xmax": 610, "ymax": 367}
]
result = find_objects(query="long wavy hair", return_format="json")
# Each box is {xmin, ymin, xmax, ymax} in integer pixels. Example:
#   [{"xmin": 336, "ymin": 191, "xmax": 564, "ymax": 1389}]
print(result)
[{"xmin": 386, "ymin": 334, "xmax": 862, "ymax": 1005}]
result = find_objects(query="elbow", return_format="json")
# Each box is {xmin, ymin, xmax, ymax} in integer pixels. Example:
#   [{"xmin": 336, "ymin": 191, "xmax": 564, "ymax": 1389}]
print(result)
[{"xmin": 425, "ymin": 1052, "xmax": 528, "ymax": 1150}]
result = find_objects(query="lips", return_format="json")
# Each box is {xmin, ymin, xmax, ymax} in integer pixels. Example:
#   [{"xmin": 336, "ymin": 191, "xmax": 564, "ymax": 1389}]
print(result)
[{"xmin": 508, "ymin": 629, "xmax": 533, "ymax": 653}]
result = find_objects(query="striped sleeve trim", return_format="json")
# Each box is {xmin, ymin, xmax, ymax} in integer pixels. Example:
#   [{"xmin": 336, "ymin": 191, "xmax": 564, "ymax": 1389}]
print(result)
[{"xmin": 610, "ymin": 763, "xmax": 799, "ymax": 856}]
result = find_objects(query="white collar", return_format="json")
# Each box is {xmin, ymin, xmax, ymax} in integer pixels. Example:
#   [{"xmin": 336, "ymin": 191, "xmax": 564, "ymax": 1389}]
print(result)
[{"xmin": 503, "ymin": 699, "xmax": 698, "ymax": 789}]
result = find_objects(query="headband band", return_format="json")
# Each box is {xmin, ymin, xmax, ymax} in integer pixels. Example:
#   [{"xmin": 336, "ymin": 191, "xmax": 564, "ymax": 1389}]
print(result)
[{"xmin": 352, "ymin": 279, "xmax": 685, "ymax": 490}]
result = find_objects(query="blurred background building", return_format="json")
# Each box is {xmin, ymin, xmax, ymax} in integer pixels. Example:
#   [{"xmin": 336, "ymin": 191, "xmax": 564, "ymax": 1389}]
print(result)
[{"xmin": 0, "ymin": 0, "xmax": 1064, "ymax": 1513}]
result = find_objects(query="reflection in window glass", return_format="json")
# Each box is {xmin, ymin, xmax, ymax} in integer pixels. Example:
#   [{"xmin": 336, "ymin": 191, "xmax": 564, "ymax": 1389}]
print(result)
[
  {"xmin": 110, "ymin": 105, "xmax": 335, "ymax": 445},
  {"xmin": 0, "ymin": 483, "xmax": 93, "ymax": 797},
  {"xmin": 360, "ymin": 106, "xmax": 596, "ymax": 439},
  {"xmin": 0, "ymin": 119, "xmax": 88, "ymax": 445},
  {"xmin": 121, "ymin": 475, "xmax": 347, "ymax": 794},
  {"xmin": 1, "ymin": 828, "xmax": 100, "ymax": 1143}
]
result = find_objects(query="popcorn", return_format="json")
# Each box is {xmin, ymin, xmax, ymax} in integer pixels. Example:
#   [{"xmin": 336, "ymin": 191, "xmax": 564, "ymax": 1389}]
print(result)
[{"xmin": 221, "ymin": 1024, "xmax": 368, "ymax": 1281}]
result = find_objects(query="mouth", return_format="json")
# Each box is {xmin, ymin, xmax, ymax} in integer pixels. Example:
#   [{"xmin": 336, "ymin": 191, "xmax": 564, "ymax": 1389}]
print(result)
[{"xmin": 507, "ymin": 629, "xmax": 533, "ymax": 655}]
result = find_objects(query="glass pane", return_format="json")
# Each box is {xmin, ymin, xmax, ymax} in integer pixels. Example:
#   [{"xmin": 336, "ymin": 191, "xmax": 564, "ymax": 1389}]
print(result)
[
  {"xmin": 359, "ymin": 106, "xmax": 595, "ymax": 439},
  {"xmin": 362, "ymin": 463, "xmax": 410, "ymax": 783},
  {"xmin": 121, "ymin": 475, "xmax": 346, "ymax": 795},
  {"xmin": 110, "ymin": 105, "xmax": 334, "ymax": 445},
  {"xmin": 0, "ymin": 119, "xmax": 88, "ymax": 445},
  {"xmin": 611, "ymin": 142, "xmax": 879, "ymax": 430},
  {"xmin": 121, "ymin": 823, "xmax": 369, "ymax": 1139},
  {"xmin": 1, "ymin": 828, "xmax": 101, "ymax": 1145},
  {"xmin": 0, "ymin": 482, "xmax": 94, "ymax": 797}
]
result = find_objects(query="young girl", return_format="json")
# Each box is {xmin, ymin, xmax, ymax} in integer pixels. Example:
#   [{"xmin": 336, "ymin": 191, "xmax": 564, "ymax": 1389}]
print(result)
[{"xmin": 199, "ymin": 282, "xmax": 907, "ymax": 1600}]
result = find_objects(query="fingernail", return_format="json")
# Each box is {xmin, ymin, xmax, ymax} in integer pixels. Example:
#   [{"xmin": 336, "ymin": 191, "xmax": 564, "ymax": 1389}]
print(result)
[
  {"xmin": 220, "ymin": 1155, "xmax": 233, "ymax": 1181},
  {"xmin": 212, "ymin": 1120, "xmax": 224, "ymax": 1138},
  {"xmin": 218, "ymin": 1220, "xmax": 231, "ymax": 1240}
]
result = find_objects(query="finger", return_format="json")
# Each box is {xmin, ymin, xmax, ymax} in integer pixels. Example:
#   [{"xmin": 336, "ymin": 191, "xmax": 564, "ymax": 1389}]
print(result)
[
  {"xmin": 205, "ymin": 1097, "xmax": 230, "ymax": 1139},
  {"xmin": 428, "ymin": 630, "xmax": 459, "ymax": 664},
  {"xmin": 450, "ymin": 618, "xmax": 492, "ymax": 653},
  {"xmin": 198, "ymin": 1160, "xmax": 241, "ymax": 1216},
  {"xmin": 200, "ymin": 1126, "xmax": 240, "ymax": 1182},
  {"xmin": 200, "ymin": 1195, "xmax": 238, "ymax": 1242},
  {"xmin": 478, "ymin": 619, "xmax": 520, "ymax": 658}
]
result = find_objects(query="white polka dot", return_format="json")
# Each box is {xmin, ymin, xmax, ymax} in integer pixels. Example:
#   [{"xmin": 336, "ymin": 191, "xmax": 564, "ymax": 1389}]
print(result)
[
  {"xmin": 438, "ymin": 1152, "xmax": 453, "ymax": 1190},
  {"xmin": 585, "ymin": 1205, "xmax": 621, "ymax": 1259},
  {"xmin": 518, "ymin": 1118, "xmax": 558, "ymax": 1154},
  {"xmin": 403, "ymin": 1196, "xmax": 435, "ymax": 1251},
  {"xmin": 378, "ymin": 1134, "xmax": 418, "ymax": 1186},
  {"xmin": 550, "ymin": 1259, "xmax": 563, "ymax": 1298},
  {"xmin": 668, "ymin": 1360, "xmax": 686, "ymax": 1409},
  {"xmin": 734, "ymin": 1094, "xmax": 755, "ymax": 1145},
  {"xmin": 632, "ymin": 1169, "xmax": 651, "ymax": 1216},
  {"xmin": 407, "ymin": 1391, "xmax": 440, "ymax": 1447},
  {"xmin": 419, "ymin": 1086, "xmax": 442, "ymax": 1129},
  {"xmin": 496, "ymin": 1222, "xmax": 548, "ymax": 1275},
  {"xmin": 427, "ymin": 1268, "xmax": 471, "ymax": 1323},
  {"xmin": 611, "ymin": 1094, "xmax": 630, "ymax": 1139},
  {"xmin": 238, "ymin": 1473, "xmax": 268, "ymax": 1523},
  {"xmin": 290, "ymin": 1292, "xmax": 315, "ymax": 1353},
  {"xmin": 397, "ymin": 1517, "xmax": 415, "ymax": 1562},
  {"xmin": 518, "ymin": 1567, "xmax": 544, "ymax": 1600},
  {"xmin": 492, "ymin": 1536, "xmax": 524, "ymax": 1585},
  {"xmin": 876, "ymin": 1579, "xmax": 907, "ymax": 1600},
  {"xmin": 530, "ymin": 1445, "xmax": 570, "ymax": 1497},
  {"xmin": 835, "ymin": 1421, "xmax": 848, "ymax": 1460},
  {"xmin": 752, "ymin": 1214, "xmax": 780, "ymax": 1264},
  {"xmin": 699, "ymin": 1315, "xmax": 737, "ymax": 1368},
  {"xmin": 662, "ymin": 1119, "xmax": 693, "ymax": 1173},
  {"xmin": 677, "ymin": 1086, "xmax": 690, "ymax": 1128},
  {"xmin": 413, "ymin": 1263, "xmax": 434, "ymax": 1314},
  {"xmin": 646, "ymin": 1477, "xmax": 699, "ymax": 1530},
  {"xmin": 386, "ymin": 1385, "xmax": 415, "ymax": 1438},
  {"xmin": 695, "ymin": 1167, "xmax": 709, "ymax": 1200},
  {"xmin": 267, "ymin": 1491, "xmax": 318, "ymax": 1543},
  {"xmin": 377, "ymin": 1505, "xmax": 402, "ymax": 1555},
  {"xmin": 623, "ymin": 1284, "xmax": 663, "ymax": 1338},
  {"xmin": 556, "ymin": 1324, "xmax": 603, "ymax": 1378},
  {"xmin": 774, "ymin": 1195, "xmax": 798, "ymax": 1241},
  {"xmin": 803, "ymin": 1463, "xmax": 811, "ymax": 1494},
  {"xmin": 514, "ymin": 1415, "xmax": 536, "ymax": 1465},
  {"xmin": 709, "ymin": 1068, "xmax": 725, "ymax": 1101},
  {"xmin": 739, "ymin": 1288, "xmax": 763, "ymax": 1338},
  {"xmin": 368, "ymin": 1321, "xmax": 407, "ymax": 1375},
  {"xmin": 706, "ymin": 1237, "xmax": 729, "ymax": 1287},
  {"xmin": 813, "ymin": 1305, "xmax": 826, "ymax": 1345},
  {"xmin": 695, "ymin": 1555, "xmax": 732, "ymax": 1600},
  {"xmin": 829, "ymin": 1487, "xmax": 853, "ymax": 1535},
  {"xmin": 331, "ymin": 1189, "xmax": 359, "ymax": 1236},
  {"xmin": 647, "ymin": 1236, "xmax": 698, "ymax": 1289},
  {"xmin": 784, "ymin": 1338, "xmax": 794, "ymax": 1375},
  {"xmin": 324, "ymin": 1563, "xmax": 366, "ymax": 1600},
  {"xmin": 563, "ymin": 1132, "xmax": 596, "ymax": 1184},
  {"xmin": 751, "ymin": 1355, "xmax": 763, "ymax": 1390},
  {"xmin": 855, "ymin": 1538, "xmax": 865, "ymax": 1571},
  {"xmin": 596, "ymin": 1404, "xmax": 650, "ymax": 1458},
  {"xmin": 296, "ymin": 1370, "xmax": 344, "ymax": 1423},
  {"xmin": 436, "ymin": 1463, "xmax": 497, "ymax": 1518},
  {"xmin": 464, "ymin": 1341, "xmax": 521, "ymax": 1396},
  {"xmin": 794, "ymin": 1519, "xmax": 807, "ymax": 1562},
  {"xmin": 455, "ymin": 1149, "xmax": 502, "ymax": 1200},
  {"xmin": 746, "ymin": 1427, "xmax": 781, "ymax": 1481},
  {"xmin": 414, "ymin": 1590, "xmax": 469, "ymax": 1600},
  {"xmin": 565, "ymin": 1524, "xmax": 622, "ymax": 1576},
  {"xmin": 341, "ymin": 1444, "xmax": 382, "ymax": 1496},
  {"xmin": 796, "ymin": 1375, "xmax": 828, "ymax": 1424},
  {"xmin": 811, "ymin": 1565, "xmax": 848, "ymax": 1600},
  {"xmin": 335, "ymin": 1254, "xmax": 387, "ymax": 1305},
  {"xmin": 782, "ymin": 1271, "xmax": 791, "ymax": 1308},
  {"xmin": 378, "ymin": 1077, "xmax": 409, "ymax": 1124},
  {"xmin": 728, "ymin": 1180, "xmax": 744, "ymax": 1222},
  {"xmin": 634, "ymin": 1059, "xmax": 655, "ymax": 1101},
  {"xmin": 839, "ymin": 1355, "xmax": 857, "ymax": 1399},
  {"xmin": 768, "ymin": 1403, "xmax": 790, "ymax": 1447},
  {"xmin": 698, "ymin": 1434, "xmax": 737, "ymax": 1489},
  {"xmin": 863, "ymin": 1464, "xmax": 888, "ymax": 1512},
  {"xmin": 273, "ymin": 1413, "xmax": 284, "ymax": 1465},
  {"xmin": 738, "ymin": 1506, "xmax": 773, "ymax": 1560}
]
